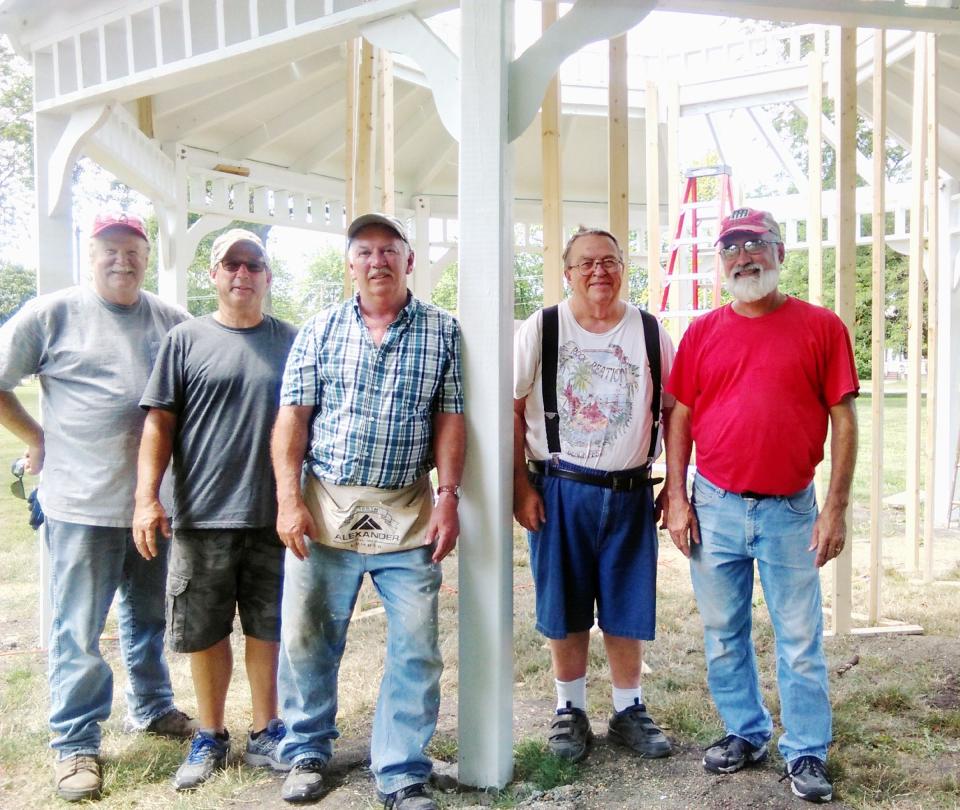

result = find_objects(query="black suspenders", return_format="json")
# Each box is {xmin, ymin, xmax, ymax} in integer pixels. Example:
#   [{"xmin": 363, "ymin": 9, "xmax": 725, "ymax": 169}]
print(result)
[{"xmin": 540, "ymin": 304, "xmax": 662, "ymax": 466}]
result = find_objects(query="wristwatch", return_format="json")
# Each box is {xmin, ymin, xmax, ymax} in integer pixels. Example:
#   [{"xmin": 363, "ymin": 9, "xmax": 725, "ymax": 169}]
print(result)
[{"xmin": 436, "ymin": 484, "xmax": 461, "ymax": 500}]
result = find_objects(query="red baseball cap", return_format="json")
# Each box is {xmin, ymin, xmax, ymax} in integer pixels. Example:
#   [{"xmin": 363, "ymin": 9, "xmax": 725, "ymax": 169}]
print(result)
[
  {"xmin": 90, "ymin": 211, "xmax": 148, "ymax": 241},
  {"xmin": 716, "ymin": 208, "xmax": 782, "ymax": 244}
]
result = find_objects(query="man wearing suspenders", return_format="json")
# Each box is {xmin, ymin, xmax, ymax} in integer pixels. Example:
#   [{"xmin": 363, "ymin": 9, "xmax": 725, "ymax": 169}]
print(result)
[{"xmin": 513, "ymin": 227, "xmax": 676, "ymax": 763}]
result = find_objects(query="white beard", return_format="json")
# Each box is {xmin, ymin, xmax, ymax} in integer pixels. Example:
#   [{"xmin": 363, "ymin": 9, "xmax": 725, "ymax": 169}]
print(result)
[{"xmin": 725, "ymin": 264, "xmax": 780, "ymax": 303}]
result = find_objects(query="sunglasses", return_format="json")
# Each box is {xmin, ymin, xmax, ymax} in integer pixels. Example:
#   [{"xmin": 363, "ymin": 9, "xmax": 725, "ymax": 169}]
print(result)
[{"xmin": 718, "ymin": 239, "xmax": 780, "ymax": 259}]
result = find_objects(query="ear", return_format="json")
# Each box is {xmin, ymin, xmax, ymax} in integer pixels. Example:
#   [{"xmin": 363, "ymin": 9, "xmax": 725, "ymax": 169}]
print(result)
[
  {"xmin": 209, "ymin": 265, "xmax": 218, "ymax": 283},
  {"xmin": 777, "ymin": 242, "xmax": 786, "ymax": 263},
  {"xmin": 405, "ymin": 248, "xmax": 415, "ymax": 275}
]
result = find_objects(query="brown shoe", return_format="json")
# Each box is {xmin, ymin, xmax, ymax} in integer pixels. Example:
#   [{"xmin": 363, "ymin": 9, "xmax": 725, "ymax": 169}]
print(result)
[
  {"xmin": 140, "ymin": 708, "xmax": 198, "ymax": 739},
  {"xmin": 55, "ymin": 754, "xmax": 102, "ymax": 802}
]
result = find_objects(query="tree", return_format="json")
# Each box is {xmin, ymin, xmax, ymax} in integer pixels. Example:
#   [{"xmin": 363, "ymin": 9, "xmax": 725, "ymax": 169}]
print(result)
[
  {"xmin": 0, "ymin": 260, "xmax": 35, "ymax": 324},
  {"xmin": 0, "ymin": 37, "xmax": 33, "ymax": 243}
]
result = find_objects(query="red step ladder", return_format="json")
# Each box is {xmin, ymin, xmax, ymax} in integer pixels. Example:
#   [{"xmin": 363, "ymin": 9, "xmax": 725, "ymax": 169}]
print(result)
[{"xmin": 660, "ymin": 165, "xmax": 735, "ymax": 318}]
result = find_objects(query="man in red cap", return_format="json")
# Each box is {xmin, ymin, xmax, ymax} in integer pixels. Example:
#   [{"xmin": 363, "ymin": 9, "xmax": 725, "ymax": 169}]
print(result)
[
  {"xmin": 0, "ymin": 211, "xmax": 194, "ymax": 801},
  {"xmin": 664, "ymin": 207, "xmax": 859, "ymax": 803}
]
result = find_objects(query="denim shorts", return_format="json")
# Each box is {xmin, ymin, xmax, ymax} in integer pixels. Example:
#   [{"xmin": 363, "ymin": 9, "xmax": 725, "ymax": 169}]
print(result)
[
  {"xmin": 166, "ymin": 527, "xmax": 284, "ymax": 652},
  {"xmin": 527, "ymin": 460, "xmax": 658, "ymax": 640}
]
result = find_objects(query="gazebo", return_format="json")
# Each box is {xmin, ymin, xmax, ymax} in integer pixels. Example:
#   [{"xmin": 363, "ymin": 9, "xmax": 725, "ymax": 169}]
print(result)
[{"xmin": 2, "ymin": 0, "xmax": 959, "ymax": 788}]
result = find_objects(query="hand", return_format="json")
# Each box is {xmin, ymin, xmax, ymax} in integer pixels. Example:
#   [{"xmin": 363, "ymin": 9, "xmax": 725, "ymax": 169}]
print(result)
[
  {"xmin": 665, "ymin": 493, "xmax": 700, "ymax": 558},
  {"xmin": 654, "ymin": 487, "xmax": 668, "ymax": 526},
  {"xmin": 276, "ymin": 499, "xmax": 318, "ymax": 562},
  {"xmin": 427, "ymin": 493, "xmax": 460, "ymax": 563},
  {"xmin": 810, "ymin": 502, "xmax": 846, "ymax": 568},
  {"xmin": 513, "ymin": 479, "xmax": 545, "ymax": 532},
  {"xmin": 132, "ymin": 497, "xmax": 170, "ymax": 560},
  {"xmin": 25, "ymin": 441, "xmax": 44, "ymax": 475}
]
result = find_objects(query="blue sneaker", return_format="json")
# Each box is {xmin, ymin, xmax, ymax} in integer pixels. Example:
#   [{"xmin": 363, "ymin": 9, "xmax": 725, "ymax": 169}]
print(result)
[
  {"xmin": 173, "ymin": 730, "xmax": 230, "ymax": 791},
  {"xmin": 782, "ymin": 755, "xmax": 833, "ymax": 802},
  {"xmin": 244, "ymin": 718, "xmax": 290, "ymax": 771}
]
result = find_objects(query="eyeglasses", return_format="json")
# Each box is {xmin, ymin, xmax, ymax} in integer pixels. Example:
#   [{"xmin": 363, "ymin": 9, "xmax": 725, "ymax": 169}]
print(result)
[
  {"xmin": 10, "ymin": 459, "xmax": 26, "ymax": 500},
  {"xmin": 568, "ymin": 257, "xmax": 623, "ymax": 275},
  {"xmin": 718, "ymin": 240, "xmax": 780, "ymax": 259},
  {"xmin": 220, "ymin": 260, "xmax": 266, "ymax": 273}
]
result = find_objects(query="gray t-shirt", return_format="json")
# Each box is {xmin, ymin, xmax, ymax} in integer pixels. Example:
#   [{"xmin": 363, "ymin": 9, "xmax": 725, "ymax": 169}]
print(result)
[
  {"xmin": 0, "ymin": 286, "xmax": 189, "ymax": 527},
  {"xmin": 140, "ymin": 313, "xmax": 297, "ymax": 529}
]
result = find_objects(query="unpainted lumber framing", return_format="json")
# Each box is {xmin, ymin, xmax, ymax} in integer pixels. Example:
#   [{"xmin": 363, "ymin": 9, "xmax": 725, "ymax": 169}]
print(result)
[
  {"xmin": 541, "ymin": 0, "xmax": 563, "ymax": 306},
  {"xmin": 343, "ymin": 37, "xmax": 358, "ymax": 300},
  {"xmin": 379, "ymin": 49, "xmax": 395, "ymax": 215},
  {"xmin": 807, "ymin": 51, "xmax": 823, "ymax": 305},
  {"xmin": 645, "ymin": 81, "xmax": 661, "ymax": 312},
  {"xmin": 608, "ymin": 34, "xmax": 629, "ymax": 300}
]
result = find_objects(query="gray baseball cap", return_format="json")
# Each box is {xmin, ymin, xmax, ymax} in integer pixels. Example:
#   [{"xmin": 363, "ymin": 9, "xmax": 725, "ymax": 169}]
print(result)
[{"xmin": 347, "ymin": 213, "xmax": 410, "ymax": 245}]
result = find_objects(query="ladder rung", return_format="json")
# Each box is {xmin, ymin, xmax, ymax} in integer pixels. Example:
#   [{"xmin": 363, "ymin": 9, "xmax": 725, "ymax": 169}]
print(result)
[
  {"xmin": 665, "ymin": 273, "xmax": 717, "ymax": 282},
  {"xmin": 659, "ymin": 308, "xmax": 712, "ymax": 318}
]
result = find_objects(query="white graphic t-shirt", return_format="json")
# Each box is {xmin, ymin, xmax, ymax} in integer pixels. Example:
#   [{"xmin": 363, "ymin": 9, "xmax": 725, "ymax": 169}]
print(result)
[{"xmin": 514, "ymin": 301, "xmax": 676, "ymax": 471}]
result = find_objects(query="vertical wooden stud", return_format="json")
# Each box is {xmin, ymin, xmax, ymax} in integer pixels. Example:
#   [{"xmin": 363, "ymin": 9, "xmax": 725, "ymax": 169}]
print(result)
[
  {"xmin": 923, "ymin": 33, "xmax": 938, "ymax": 582},
  {"xmin": 379, "ymin": 49, "xmax": 395, "ymax": 214},
  {"xmin": 831, "ymin": 27, "xmax": 857, "ymax": 636},
  {"xmin": 645, "ymin": 81, "xmax": 661, "ymax": 313},
  {"xmin": 609, "ymin": 34, "xmax": 629, "ymax": 300},
  {"xmin": 868, "ymin": 29, "xmax": 886, "ymax": 625},
  {"xmin": 541, "ymin": 0, "xmax": 563, "ymax": 306},
  {"xmin": 906, "ymin": 33, "xmax": 927, "ymax": 572},
  {"xmin": 343, "ymin": 38, "xmax": 358, "ymax": 300},
  {"xmin": 808, "ymin": 51, "xmax": 824, "ymax": 305}
]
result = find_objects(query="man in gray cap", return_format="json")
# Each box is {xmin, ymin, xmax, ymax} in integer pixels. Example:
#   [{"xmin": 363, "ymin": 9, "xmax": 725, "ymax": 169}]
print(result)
[
  {"xmin": 134, "ymin": 228, "xmax": 297, "ymax": 790},
  {"xmin": 272, "ymin": 213, "xmax": 464, "ymax": 808},
  {"xmin": 0, "ymin": 211, "xmax": 193, "ymax": 802}
]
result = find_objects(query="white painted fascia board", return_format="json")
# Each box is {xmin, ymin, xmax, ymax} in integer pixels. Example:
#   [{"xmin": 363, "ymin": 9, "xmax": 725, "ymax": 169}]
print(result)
[
  {"xmin": 660, "ymin": 0, "xmax": 960, "ymax": 34},
  {"xmin": 31, "ymin": 0, "xmax": 456, "ymax": 114}
]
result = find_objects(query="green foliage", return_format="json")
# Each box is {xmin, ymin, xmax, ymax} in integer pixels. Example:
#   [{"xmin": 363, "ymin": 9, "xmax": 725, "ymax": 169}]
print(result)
[
  {"xmin": 512, "ymin": 739, "xmax": 580, "ymax": 791},
  {"xmin": 0, "ymin": 261, "xmax": 36, "ymax": 324},
  {"xmin": 778, "ymin": 244, "xmax": 915, "ymax": 378},
  {"xmin": 0, "ymin": 37, "xmax": 33, "ymax": 237},
  {"xmin": 431, "ymin": 252, "xmax": 546, "ymax": 320}
]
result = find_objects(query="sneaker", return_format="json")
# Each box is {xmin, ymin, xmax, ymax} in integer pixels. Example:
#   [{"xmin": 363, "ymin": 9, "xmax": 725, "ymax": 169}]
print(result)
[
  {"xmin": 244, "ymin": 718, "xmax": 291, "ymax": 772},
  {"xmin": 127, "ymin": 707, "xmax": 198, "ymax": 739},
  {"xmin": 703, "ymin": 734, "xmax": 769, "ymax": 774},
  {"xmin": 607, "ymin": 701, "xmax": 672, "ymax": 758},
  {"xmin": 378, "ymin": 782, "xmax": 436, "ymax": 810},
  {"xmin": 282, "ymin": 758, "xmax": 326, "ymax": 803},
  {"xmin": 547, "ymin": 702, "xmax": 593, "ymax": 762},
  {"xmin": 54, "ymin": 754, "xmax": 101, "ymax": 802},
  {"xmin": 782, "ymin": 755, "xmax": 833, "ymax": 802},
  {"xmin": 172, "ymin": 730, "xmax": 230, "ymax": 791}
]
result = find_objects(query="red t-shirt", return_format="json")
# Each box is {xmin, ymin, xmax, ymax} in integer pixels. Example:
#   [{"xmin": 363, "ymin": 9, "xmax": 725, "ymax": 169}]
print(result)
[{"xmin": 666, "ymin": 297, "xmax": 859, "ymax": 494}]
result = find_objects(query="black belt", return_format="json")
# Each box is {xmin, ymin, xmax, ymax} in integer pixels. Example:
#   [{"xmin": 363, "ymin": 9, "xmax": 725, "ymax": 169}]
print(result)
[
  {"xmin": 737, "ymin": 490, "xmax": 776, "ymax": 500},
  {"xmin": 527, "ymin": 461, "xmax": 659, "ymax": 492}
]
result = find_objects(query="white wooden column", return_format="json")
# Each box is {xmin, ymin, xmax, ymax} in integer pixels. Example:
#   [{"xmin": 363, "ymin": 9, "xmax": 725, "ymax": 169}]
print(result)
[
  {"xmin": 34, "ymin": 111, "xmax": 78, "ymax": 649},
  {"xmin": 411, "ymin": 195, "xmax": 432, "ymax": 300},
  {"xmin": 457, "ymin": 0, "xmax": 514, "ymax": 789}
]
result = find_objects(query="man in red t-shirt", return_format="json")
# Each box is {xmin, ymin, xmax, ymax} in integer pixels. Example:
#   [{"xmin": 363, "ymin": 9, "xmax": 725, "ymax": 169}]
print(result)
[{"xmin": 664, "ymin": 207, "xmax": 858, "ymax": 804}]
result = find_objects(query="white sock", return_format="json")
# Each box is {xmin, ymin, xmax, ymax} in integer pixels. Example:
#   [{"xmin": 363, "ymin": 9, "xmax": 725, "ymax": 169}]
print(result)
[
  {"xmin": 555, "ymin": 677, "xmax": 587, "ymax": 711},
  {"xmin": 612, "ymin": 685, "xmax": 642, "ymax": 713}
]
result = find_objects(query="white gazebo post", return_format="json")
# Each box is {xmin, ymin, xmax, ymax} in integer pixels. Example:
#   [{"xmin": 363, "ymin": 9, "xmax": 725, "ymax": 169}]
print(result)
[
  {"xmin": 457, "ymin": 0, "xmax": 515, "ymax": 789},
  {"xmin": 34, "ymin": 110, "xmax": 78, "ymax": 647}
]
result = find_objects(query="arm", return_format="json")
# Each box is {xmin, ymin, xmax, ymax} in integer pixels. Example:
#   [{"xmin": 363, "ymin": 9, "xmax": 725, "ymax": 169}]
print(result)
[
  {"xmin": 663, "ymin": 401, "xmax": 700, "ymax": 557},
  {"xmin": 512, "ymin": 397, "xmax": 545, "ymax": 532},
  {"xmin": 810, "ymin": 393, "xmax": 858, "ymax": 567},
  {"xmin": 0, "ymin": 390, "xmax": 45, "ymax": 474},
  {"xmin": 271, "ymin": 404, "xmax": 318, "ymax": 561},
  {"xmin": 132, "ymin": 408, "xmax": 176, "ymax": 560},
  {"xmin": 427, "ymin": 411, "xmax": 466, "ymax": 563}
]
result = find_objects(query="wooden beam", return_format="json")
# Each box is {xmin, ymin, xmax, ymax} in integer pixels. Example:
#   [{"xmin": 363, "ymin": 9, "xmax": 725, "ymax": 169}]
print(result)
[
  {"xmin": 906, "ymin": 33, "xmax": 927, "ymax": 573},
  {"xmin": 831, "ymin": 28, "xmax": 857, "ymax": 637},
  {"xmin": 807, "ymin": 52, "xmax": 823, "ymax": 305},
  {"xmin": 541, "ymin": 0, "xmax": 563, "ymax": 307},
  {"xmin": 136, "ymin": 96, "xmax": 154, "ymax": 139},
  {"xmin": 343, "ymin": 37, "xmax": 358, "ymax": 300},
  {"xmin": 923, "ymin": 33, "xmax": 938, "ymax": 583},
  {"xmin": 379, "ymin": 49, "xmax": 395, "ymax": 214},
  {"xmin": 608, "ymin": 34, "xmax": 629, "ymax": 300},
  {"xmin": 666, "ymin": 81, "xmax": 681, "ymax": 335},
  {"xmin": 869, "ymin": 29, "xmax": 886, "ymax": 626},
  {"xmin": 355, "ymin": 39, "xmax": 376, "ymax": 216},
  {"xmin": 645, "ymin": 81, "xmax": 661, "ymax": 314}
]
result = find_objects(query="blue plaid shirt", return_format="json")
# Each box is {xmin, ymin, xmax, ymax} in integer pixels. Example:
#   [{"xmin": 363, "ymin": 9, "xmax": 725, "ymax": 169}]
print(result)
[{"xmin": 280, "ymin": 293, "xmax": 463, "ymax": 488}]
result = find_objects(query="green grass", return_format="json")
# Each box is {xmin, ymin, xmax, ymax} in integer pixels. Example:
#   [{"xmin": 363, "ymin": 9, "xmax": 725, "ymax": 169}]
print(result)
[{"xmin": 511, "ymin": 738, "xmax": 580, "ymax": 791}]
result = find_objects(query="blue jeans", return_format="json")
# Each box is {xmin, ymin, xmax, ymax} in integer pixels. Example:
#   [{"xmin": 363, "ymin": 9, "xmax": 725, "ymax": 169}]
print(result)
[
  {"xmin": 45, "ymin": 518, "xmax": 176, "ymax": 757},
  {"xmin": 278, "ymin": 543, "xmax": 442, "ymax": 794},
  {"xmin": 689, "ymin": 474, "xmax": 831, "ymax": 763}
]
